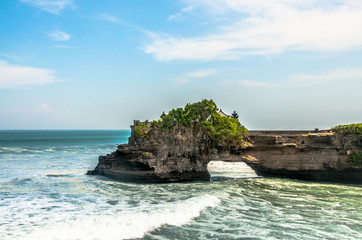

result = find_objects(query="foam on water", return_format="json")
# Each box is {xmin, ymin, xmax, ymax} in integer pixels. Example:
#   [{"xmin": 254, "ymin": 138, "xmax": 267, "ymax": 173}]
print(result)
[
  {"xmin": 208, "ymin": 161, "xmax": 258, "ymax": 179},
  {"xmin": 10, "ymin": 194, "xmax": 220, "ymax": 240},
  {"xmin": 0, "ymin": 144, "xmax": 118, "ymax": 155},
  {"xmin": 1, "ymin": 131, "xmax": 362, "ymax": 240}
]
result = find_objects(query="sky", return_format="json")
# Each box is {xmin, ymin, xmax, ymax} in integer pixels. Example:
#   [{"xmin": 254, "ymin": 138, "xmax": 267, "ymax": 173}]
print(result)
[{"xmin": 0, "ymin": 0, "xmax": 362, "ymax": 130}]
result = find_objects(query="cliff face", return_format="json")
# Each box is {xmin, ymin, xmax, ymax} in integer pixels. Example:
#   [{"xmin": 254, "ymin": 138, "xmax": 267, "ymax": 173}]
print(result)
[
  {"xmin": 87, "ymin": 121, "xmax": 212, "ymax": 182},
  {"xmin": 242, "ymin": 131, "xmax": 362, "ymax": 183},
  {"xmin": 88, "ymin": 122, "xmax": 362, "ymax": 183}
]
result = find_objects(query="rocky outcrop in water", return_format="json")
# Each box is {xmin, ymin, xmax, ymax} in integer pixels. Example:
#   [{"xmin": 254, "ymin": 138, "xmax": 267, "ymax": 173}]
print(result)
[
  {"xmin": 87, "ymin": 121, "xmax": 212, "ymax": 182},
  {"xmin": 88, "ymin": 122, "xmax": 362, "ymax": 183}
]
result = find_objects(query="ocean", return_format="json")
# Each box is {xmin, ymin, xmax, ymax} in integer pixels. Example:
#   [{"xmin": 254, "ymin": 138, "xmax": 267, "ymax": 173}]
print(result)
[{"xmin": 0, "ymin": 130, "xmax": 361, "ymax": 240}]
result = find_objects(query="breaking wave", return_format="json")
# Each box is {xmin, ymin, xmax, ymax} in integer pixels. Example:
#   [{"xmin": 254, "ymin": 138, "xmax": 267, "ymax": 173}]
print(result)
[{"xmin": 13, "ymin": 195, "xmax": 220, "ymax": 240}]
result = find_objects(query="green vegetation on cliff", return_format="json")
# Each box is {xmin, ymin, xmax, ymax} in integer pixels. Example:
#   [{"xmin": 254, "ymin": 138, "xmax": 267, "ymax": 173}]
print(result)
[
  {"xmin": 150, "ymin": 99, "xmax": 248, "ymax": 150},
  {"xmin": 331, "ymin": 123, "xmax": 362, "ymax": 135},
  {"xmin": 135, "ymin": 123, "xmax": 150, "ymax": 140},
  {"xmin": 349, "ymin": 152, "xmax": 362, "ymax": 165}
]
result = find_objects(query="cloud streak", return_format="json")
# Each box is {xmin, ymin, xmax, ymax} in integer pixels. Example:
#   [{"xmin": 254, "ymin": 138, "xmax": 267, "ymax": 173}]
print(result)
[
  {"xmin": 237, "ymin": 68, "xmax": 362, "ymax": 87},
  {"xmin": 49, "ymin": 30, "xmax": 70, "ymax": 41},
  {"xmin": 174, "ymin": 68, "xmax": 218, "ymax": 85},
  {"xmin": 0, "ymin": 60, "xmax": 62, "ymax": 88},
  {"xmin": 20, "ymin": 0, "xmax": 74, "ymax": 14},
  {"xmin": 32, "ymin": 103, "xmax": 54, "ymax": 113},
  {"xmin": 186, "ymin": 69, "xmax": 218, "ymax": 78},
  {"xmin": 289, "ymin": 68, "xmax": 362, "ymax": 86},
  {"xmin": 145, "ymin": 0, "xmax": 362, "ymax": 61},
  {"xmin": 98, "ymin": 13, "xmax": 121, "ymax": 23}
]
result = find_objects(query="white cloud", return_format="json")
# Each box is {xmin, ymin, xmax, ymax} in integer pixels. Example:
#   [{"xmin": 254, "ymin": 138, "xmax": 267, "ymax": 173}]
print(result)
[
  {"xmin": 20, "ymin": 0, "xmax": 74, "ymax": 14},
  {"xmin": 9, "ymin": 103, "xmax": 54, "ymax": 115},
  {"xmin": 19, "ymin": 103, "xmax": 54, "ymax": 114},
  {"xmin": 0, "ymin": 53, "xmax": 19, "ymax": 61},
  {"xmin": 237, "ymin": 68, "xmax": 362, "ymax": 87},
  {"xmin": 238, "ymin": 80, "xmax": 271, "ymax": 87},
  {"xmin": 49, "ymin": 30, "xmax": 70, "ymax": 41},
  {"xmin": 98, "ymin": 13, "xmax": 120, "ymax": 23},
  {"xmin": 0, "ymin": 60, "xmax": 62, "ymax": 88},
  {"xmin": 174, "ymin": 78, "xmax": 190, "ymax": 85},
  {"xmin": 168, "ymin": 13, "xmax": 182, "ymax": 20},
  {"xmin": 36, "ymin": 103, "xmax": 54, "ymax": 112},
  {"xmin": 145, "ymin": 0, "xmax": 362, "ymax": 61},
  {"xmin": 54, "ymin": 44, "xmax": 72, "ymax": 48},
  {"xmin": 173, "ymin": 68, "xmax": 218, "ymax": 85},
  {"xmin": 168, "ymin": 6, "xmax": 195, "ymax": 20},
  {"xmin": 186, "ymin": 69, "xmax": 218, "ymax": 78},
  {"xmin": 289, "ymin": 68, "xmax": 362, "ymax": 86}
]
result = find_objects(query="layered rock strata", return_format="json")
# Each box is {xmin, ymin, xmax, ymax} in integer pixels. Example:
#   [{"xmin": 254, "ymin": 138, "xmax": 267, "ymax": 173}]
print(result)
[
  {"xmin": 88, "ymin": 122, "xmax": 362, "ymax": 183},
  {"xmin": 87, "ymin": 121, "xmax": 211, "ymax": 182},
  {"xmin": 243, "ymin": 131, "xmax": 362, "ymax": 183}
]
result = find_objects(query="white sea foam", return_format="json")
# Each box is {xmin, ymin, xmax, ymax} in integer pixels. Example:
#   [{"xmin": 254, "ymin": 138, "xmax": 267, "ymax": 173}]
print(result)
[
  {"xmin": 2, "ymin": 130, "xmax": 362, "ymax": 240},
  {"xmin": 208, "ymin": 161, "xmax": 258, "ymax": 179},
  {"xmin": 0, "ymin": 147, "xmax": 36, "ymax": 154},
  {"xmin": 11, "ymin": 194, "xmax": 220, "ymax": 240}
]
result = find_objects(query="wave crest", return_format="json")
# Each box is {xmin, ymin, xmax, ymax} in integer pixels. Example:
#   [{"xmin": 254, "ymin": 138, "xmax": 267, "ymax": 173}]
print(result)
[{"xmin": 17, "ymin": 194, "xmax": 220, "ymax": 240}]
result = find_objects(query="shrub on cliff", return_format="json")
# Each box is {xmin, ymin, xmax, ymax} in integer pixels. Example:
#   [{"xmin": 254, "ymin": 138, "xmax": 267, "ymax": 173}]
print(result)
[
  {"xmin": 231, "ymin": 111, "xmax": 239, "ymax": 120},
  {"xmin": 155, "ymin": 99, "xmax": 218, "ymax": 129},
  {"xmin": 150, "ymin": 99, "xmax": 248, "ymax": 150},
  {"xmin": 206, "ymin": 113, "xmax": 248, "ymax": 150},
  {"xmin": 135, "ymin": 123, "xmax": 150, "ymax": 140},
  {"xmin": 349, "ymin": 152, "xmax": 362, "ymax": 165},
  {"xmin": 331, "ymin": 123, "xmax": 362, "ymax": 135}
]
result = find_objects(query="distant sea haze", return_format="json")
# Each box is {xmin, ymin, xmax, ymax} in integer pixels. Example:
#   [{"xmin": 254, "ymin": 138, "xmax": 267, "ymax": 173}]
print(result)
[{"xmin": 0, "ymin": 130, "xmax": 361, "ymax": 239}]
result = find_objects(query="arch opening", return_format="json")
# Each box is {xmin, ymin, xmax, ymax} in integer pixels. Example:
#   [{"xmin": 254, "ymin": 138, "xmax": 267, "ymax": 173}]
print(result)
[{"xmin": 207, "ymin": 161, "xmax": 260, "ymax": 180}]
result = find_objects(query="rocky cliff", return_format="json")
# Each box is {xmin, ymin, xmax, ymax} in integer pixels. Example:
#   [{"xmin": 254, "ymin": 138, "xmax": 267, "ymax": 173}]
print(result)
[
  {"xmin": 242, "ymin": 131, "xmax": 362, "ymax": 183},
  {"xmin": 88, "ymin": 122, "xmax": 362, "ymax": 183},
  {"xmin": 87, "ymin": 121, "xmax": 212, "ymax": 182}
]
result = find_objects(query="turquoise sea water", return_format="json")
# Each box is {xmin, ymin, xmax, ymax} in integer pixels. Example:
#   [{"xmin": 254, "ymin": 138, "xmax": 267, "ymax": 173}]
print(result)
[{"xmin": 0, "ymin": 130, "xmax": 361, "ymax": 240}]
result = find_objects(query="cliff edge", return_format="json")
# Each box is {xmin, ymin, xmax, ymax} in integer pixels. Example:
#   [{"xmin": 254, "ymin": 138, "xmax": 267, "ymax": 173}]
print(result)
[
  {"xmin": 88, "ymin": 99, "xmax": 249, "ymax": 182},
  {"xmin": 87, "ymin": 121, "xmax": 212, "ymax": 182},
  {"xmin": 88, "ymin": 123, "xmax": 362, "ymax": 183},
  {"xmin": 242, "ymin": 131, "xmax": 362, "ymax": 183},
  {"xmin": 87, "ymin": 100, "xmax": 362, "ymax": 183}
]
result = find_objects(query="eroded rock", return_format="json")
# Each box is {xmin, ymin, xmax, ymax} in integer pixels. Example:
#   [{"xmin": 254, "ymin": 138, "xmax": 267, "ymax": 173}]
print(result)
[
  {"xmin": 88, "ymin": 123, "xmax": 362, "ymax": 183},
  {"xmin": 242, "ymin": 131, "xmax": 362, "ymax": 183}
]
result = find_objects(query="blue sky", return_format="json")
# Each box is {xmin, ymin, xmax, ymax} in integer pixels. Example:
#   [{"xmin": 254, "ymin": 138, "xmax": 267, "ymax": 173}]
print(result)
[{"xmin": 0, "ymin": 0, "xmax": 362, "ymax": 130}]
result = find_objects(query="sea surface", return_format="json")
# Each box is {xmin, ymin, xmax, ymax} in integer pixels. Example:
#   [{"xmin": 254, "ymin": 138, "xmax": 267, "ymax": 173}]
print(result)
[{"xmin": 0, "ymin": 130, "xmax": 361, "ymax": 240}]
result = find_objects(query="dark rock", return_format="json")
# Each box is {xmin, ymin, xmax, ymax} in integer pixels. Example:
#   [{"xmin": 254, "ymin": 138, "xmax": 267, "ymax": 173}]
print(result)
[
  {"xmin": 242, "ymin": 132, "xmax": 362, "ymax": 183},
  {"xmin": 88, "ymin": 122, "xmax": 211, "ymax": 182},
  {"xmin": 88, "ymin": 124, "xmax": 362, "ymax": 183}
]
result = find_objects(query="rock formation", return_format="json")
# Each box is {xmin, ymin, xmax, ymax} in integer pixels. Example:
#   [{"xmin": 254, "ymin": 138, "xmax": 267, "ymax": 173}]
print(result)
[
  {"xmin": 243, "ymin": 131, "xmax": 362, "ymax": 183},
  {"xmin": 88, "ymin": 121, "xmax": 362, "ymax": 183},
  {"xmin": 87, "ymin": 121, "xmax": 211, "ymax": 182}
]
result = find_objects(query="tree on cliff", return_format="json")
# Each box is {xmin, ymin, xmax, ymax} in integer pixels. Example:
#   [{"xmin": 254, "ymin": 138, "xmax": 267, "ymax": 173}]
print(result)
[
  {"xmin": 231, "ymin": 111, "xmax": 239, "ymax": 120},
  {"xmin": 143, "ymin": 99, "xmax": 248, "ymax": 151}
]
